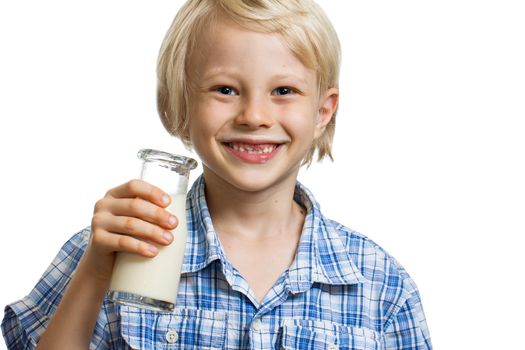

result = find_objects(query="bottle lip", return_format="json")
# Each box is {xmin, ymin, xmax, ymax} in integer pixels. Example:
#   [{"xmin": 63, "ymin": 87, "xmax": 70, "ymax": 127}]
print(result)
[{"xmin": 137, "ymin": 149, "xmax": 198, "ymax": 170}]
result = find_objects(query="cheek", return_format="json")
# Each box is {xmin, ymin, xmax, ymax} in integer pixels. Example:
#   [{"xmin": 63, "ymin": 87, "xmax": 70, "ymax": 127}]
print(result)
[
  {"xmin": 192, "ymin": 96, "xmax": 237, "ymax": 124},
  {"xmin": 187, "ymin": 102, "xmax": 228, "ymax": 151},
  {"xmin": 282, "ymin": 106, "xmax": 317, "ymax": 136}
]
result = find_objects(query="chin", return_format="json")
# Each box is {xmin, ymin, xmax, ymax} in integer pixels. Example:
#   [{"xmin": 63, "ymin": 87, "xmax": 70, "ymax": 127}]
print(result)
[
  {"xmin": 205, "ymin": 168, "xmax": 285, "ymax": 194},
  {"xmin": 226, "ymin": 173, "xmax": 277, "ymax": 193},
  {"xmin": 230, "ymin": 167, "xmax": 301, "ymax": 194}
]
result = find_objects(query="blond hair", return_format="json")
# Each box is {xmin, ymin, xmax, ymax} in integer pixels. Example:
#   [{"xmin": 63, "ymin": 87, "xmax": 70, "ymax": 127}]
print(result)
[{"xmin": 157, "ymin": 0, "xmax": 341, "ymax": 164}]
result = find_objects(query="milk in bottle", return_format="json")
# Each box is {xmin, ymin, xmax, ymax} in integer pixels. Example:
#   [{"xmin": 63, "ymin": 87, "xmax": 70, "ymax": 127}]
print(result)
[{"xmin": 107, "ymin": 149, "xmax": 197, "ymax": 311}]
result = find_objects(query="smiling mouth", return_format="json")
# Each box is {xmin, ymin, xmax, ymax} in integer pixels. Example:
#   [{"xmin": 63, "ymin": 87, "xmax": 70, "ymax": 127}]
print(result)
[
  {"xmin": 225, "ymin": 142, "xmax": 280, "ymax": 154},
  {"xmin": 222, "ymin": 141, "xmax": 284, "ymax": 163}
]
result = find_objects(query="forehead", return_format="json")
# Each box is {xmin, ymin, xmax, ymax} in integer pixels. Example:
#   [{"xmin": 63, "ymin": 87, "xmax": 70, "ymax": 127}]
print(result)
[{"xmin": 188, "ymin": 18, "xmax": 316, "ymax": 83}]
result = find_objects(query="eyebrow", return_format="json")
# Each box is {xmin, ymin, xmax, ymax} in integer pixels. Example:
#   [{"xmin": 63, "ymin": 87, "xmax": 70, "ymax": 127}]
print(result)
[
  {"xmin": 200, "ymin": 70, "xmax": 310, "ymax": 87},
  {"xmin": 201, "ymin": 69, "xmax": 239, "ymax": 82},
  {"xmin": 270, "ymin": 74, "xmax": 309, "ymax": 86}
]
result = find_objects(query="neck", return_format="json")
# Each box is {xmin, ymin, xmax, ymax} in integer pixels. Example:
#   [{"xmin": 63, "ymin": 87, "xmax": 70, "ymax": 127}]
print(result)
[{"xmin": 202, "ymin": 168, "xmax": 305, "ymax": 241}]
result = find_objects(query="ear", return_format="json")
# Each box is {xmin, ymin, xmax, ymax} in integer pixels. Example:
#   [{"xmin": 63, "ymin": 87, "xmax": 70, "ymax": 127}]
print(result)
[{"xmin": 314, "ymin": 88, "xmax": 339, "ymax": 139}]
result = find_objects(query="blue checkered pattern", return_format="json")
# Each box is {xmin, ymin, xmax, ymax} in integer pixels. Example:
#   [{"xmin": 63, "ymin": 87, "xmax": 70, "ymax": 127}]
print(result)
[{"xmin": 2, "ymin": 175, "xmax": 432, "ymax": 349}]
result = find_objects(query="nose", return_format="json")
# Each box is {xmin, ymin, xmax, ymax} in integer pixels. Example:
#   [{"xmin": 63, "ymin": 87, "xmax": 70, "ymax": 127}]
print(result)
[{"xmin": 234, "ymin": 94, "xmax": 274, "ymax": 129}]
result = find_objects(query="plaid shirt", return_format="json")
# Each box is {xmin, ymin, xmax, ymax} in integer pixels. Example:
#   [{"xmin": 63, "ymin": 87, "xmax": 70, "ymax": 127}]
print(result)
[{"xmin": 2, "ymin": 175, "xmax": 432, "ymax": 349}]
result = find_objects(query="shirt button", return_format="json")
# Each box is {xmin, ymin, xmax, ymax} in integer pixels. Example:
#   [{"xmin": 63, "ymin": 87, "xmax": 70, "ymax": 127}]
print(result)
[
  {"xmin": 252, "ymin": 318, "xmax": 262, "ymax": 331},
  {"xmin": 165, "ymin": 329, "xmax": 178, "ymax": 344},
  {"xmin": 328, "ymin": 343, "xmax": 339, "ymax": 350}
]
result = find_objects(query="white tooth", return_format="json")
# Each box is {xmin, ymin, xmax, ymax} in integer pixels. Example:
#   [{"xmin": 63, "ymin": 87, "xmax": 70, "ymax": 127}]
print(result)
[{"xmin": 229, "ymin": 142, "xmax": 278, "ymax": 154}]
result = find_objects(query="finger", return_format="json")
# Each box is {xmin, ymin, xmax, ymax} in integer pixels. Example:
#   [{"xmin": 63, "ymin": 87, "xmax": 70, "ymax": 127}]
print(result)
[
  {"xmin": 91, "ymin": 228, "xmax": 159, "ymax": 258},
  {"xmin": 105, "ymin": 197, "xmax": 178, "ymax": 230},
  {"xmin": 107, "ymin": 179, "xmax": 171, "ymax": 208},
  {"xmin": 104, "ymin": 214, "xmax": 174, "ymax": 246}
]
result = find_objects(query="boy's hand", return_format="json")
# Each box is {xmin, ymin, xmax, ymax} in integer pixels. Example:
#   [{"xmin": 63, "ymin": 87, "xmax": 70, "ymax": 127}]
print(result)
[{"xmin": 83, "ymin": 179, "xmax": 178, "ymax": 282}]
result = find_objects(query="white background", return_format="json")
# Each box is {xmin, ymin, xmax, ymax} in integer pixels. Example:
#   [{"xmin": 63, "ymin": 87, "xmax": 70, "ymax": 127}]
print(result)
[{"xmin": 1, "ymin": 1, "xmax": 524, "ymax": 349}]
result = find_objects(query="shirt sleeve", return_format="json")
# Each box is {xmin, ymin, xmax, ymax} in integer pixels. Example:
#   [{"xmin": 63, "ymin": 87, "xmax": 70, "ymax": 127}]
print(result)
[
  {"xmin": 381, "ymin": 287, "xmax": 432, "ymax": 350},
  {"xmin": 1, "ymin": 227, "xmax": 111, "ymax": 350}
]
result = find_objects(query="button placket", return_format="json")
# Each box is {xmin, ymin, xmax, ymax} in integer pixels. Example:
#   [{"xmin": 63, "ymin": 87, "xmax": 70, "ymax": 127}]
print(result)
[
  {"xmin": 165, "ymin": 329, "xmax": 179, "ymax": 344},
  {"xmin": 252, "ymin": 318, "xmax": 262, "ymax": 331},
  {"xmin": 328, "ymin": 343, "xmax": 339, "ymax": 350}
]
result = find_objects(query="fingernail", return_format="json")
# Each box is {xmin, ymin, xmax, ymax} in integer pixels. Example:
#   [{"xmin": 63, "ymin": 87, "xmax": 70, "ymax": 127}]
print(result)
[
  {"xmin": 147, "ymin": 245, "xmax": 158, "ymax": 255},
  {"xmin": 169, "ymin": 216, "xmax": 177, "ymax": 226},
  {"xmin": 162, "ymin": 194, "xmax": 170, "ymax": 206},
  {"xmin": 163, "ymin": 231, "xmax": 173, "ymax": 243}
]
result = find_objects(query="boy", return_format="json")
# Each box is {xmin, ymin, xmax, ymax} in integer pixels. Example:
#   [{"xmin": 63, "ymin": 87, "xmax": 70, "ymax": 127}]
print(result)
[{"xmin": 2, "ymin": 0, "xmax": 432, "ymax": 349}]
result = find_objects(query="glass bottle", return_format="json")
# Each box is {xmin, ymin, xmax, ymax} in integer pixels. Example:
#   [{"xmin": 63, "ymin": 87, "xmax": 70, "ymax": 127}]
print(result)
[{"xmin": 107, "ymin": 149, "xmax": 197, "ymax": 311}]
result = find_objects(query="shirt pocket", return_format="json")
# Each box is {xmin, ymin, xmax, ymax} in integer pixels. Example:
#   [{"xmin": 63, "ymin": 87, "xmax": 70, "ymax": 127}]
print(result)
[
  {"xmin": 280, "ymin": 319, "xmax": 380, "ymax": 350},
  {"xmin": 119, "ymin": 305, "xmax": 227, "ymax": 349}
]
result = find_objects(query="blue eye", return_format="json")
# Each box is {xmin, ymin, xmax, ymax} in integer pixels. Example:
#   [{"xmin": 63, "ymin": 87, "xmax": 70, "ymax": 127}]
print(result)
[
  {"xmin": 216, "ymin": 86, "xmax": 236, "ymax": 95},
  {"xmin": 273, "ymin": 87, "xmax": 295, "ymax": 96}
]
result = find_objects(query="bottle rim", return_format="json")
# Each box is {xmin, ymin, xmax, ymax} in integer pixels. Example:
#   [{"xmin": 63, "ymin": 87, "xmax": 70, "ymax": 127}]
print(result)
[{"xmin": 137, "ymin": 149, "xmax": 198, "ymax": 170}]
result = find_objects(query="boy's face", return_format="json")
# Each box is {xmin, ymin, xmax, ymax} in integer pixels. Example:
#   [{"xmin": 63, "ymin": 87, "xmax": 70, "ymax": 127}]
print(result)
[{"xmin": 187, "ymin": 19, "xmax": 338, "ymax": 193}]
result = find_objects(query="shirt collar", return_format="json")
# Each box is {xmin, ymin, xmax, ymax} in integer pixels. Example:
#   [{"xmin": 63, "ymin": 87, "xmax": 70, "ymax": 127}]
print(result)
[
  {"xmin": 181, "ymin": 175, "xmax": 366, "ymax": 291},
  {"xmin": 287, "ymin": 182, "xmax": 366, "ymax": 293},
  {"xmin": 181, "ymin": 175, "xmax": 223, "ymax": 273}
]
